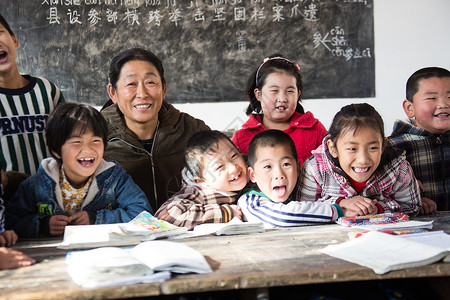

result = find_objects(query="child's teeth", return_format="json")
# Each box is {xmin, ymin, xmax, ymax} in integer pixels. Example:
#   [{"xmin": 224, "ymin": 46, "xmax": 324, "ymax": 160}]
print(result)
[{"xmin": 354, "ymin": 167, "xmax": 368, "ymax": 172}]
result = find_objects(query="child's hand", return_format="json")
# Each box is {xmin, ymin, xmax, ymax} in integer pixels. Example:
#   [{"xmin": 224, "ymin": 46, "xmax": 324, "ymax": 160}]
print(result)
[
  {"xmin": 0, "ymin": 230, "xmax": 18, "ymax": 247},
  {"xmin": 48, "ymin": 215, "xmax": 70, "ymax": 236},
  {"xmin": 339, "ymin": 197, "xmax": 377, "ymax": 216},
  {"xmin": 0, "ymin": 247, "xmax": 35, "ymax": 270},
  {"xmin": 230, "ymin": 205, "xmax": 242, "ymax": 220},
  {"xmin": 69, "ymin": 211, "xmax": 91, "ymax": 225},
  {"xmin": 419, "ymin": 197, "xmax": 437, "ymax": 215}
]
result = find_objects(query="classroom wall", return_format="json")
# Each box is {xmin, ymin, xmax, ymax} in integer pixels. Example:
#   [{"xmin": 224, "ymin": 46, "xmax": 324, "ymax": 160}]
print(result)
[{"xmin": 174, "ymin": 0, "xmax": 450, "ymax": 134}]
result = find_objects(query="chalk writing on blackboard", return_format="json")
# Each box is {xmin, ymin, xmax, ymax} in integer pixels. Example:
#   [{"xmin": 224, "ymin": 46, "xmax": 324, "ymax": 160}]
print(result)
[{"xmin": 5, "ymin": 0, "xmax": 374, "ymax": 104}]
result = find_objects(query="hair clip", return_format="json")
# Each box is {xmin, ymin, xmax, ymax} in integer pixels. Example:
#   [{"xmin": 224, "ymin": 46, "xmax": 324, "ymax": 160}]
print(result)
[{"xmin": 255, "ymin": 56, "xmax": 300, "ymax": 86}]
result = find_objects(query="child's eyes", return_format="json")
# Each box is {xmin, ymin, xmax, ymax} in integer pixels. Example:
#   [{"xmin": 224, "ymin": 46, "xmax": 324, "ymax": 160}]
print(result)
[
  {"xmin": 282, "ymin": 162, "xmax": 292, "ymax": 167},
  {"xmin": 345, "ymin": 147, "xmax": 357, "ymax": 151},
  {"xmin": 369, "ymin": 146, "xmax": 380, "ymax": 151},
  {"xmin": 263, "ymin": 165, "xmax": 271, "ymax": 170}
]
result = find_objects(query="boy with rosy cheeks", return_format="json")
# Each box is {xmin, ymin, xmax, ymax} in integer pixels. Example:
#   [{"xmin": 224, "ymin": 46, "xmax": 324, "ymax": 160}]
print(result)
[
  {"xmin": 6, "ymin": 103, "xmax": 151, "ymax": 238},
  {"xmin": 389, "ymin": 67, "xmax": 450, "ymax": 213},
  {"xmin": 238, "ymin": 130, "xmax": 345, "ymax": 228},
  {"xmin": 155, "ymin": 130, "xmax": 246, "ymax": 230}
]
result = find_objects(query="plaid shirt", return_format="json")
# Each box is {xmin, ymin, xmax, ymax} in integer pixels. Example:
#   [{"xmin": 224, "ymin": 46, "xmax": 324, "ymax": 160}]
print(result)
[
  {"xmin": 296, "ymin": 137, "xmax": 421, "ymax": 215},
  {"xmin": 0, "ymin": 184, "xmax": 4, "ymax": 233},
  {"xmin": 154, "ymin": 169, "xmax": 238, "ymax": 230},
  {"xmin": 389, "ymin": 119, "xmax": 450, "ymax": 210}
]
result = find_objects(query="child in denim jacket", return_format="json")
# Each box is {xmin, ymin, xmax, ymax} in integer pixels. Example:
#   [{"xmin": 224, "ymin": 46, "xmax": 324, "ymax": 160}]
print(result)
[{"xmin": 6, "ymin": 103, "xmax": 151, "ymax": 237}]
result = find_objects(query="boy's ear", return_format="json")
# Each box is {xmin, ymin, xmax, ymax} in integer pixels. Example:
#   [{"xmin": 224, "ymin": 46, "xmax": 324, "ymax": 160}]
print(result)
[
  {"xmin": 247, "ymin": 166, "xmax": 257, "ymax": 183},
  {"xmin": 382, "ymin": 137, "xmax": 388, "ymax": 151},
  {"xmin": 12, "ymin": 34, "xmax": 19, "ymax": 49},
  {"xmin": 402, "ymin": 99, "xmax": 415, "ymax": 119},
  {"xmin": 327, "ymin": 139, "xmax": 338, "ymax": 158}
]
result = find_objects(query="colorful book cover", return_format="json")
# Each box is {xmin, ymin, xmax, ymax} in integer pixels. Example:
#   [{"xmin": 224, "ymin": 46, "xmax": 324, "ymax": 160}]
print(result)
[{"xmin": 337, "ymin": 213, "xmax": 409, "ymax": 227}]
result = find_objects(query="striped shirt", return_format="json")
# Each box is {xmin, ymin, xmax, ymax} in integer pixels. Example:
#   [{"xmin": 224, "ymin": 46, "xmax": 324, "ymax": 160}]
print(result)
[
  {"xmin": 238, "ymin": 186, "xmax": 339, "ymax": 228},
  {"xmin": 0, "ymin": 76, "xmax": 64, "ymax": 175}
]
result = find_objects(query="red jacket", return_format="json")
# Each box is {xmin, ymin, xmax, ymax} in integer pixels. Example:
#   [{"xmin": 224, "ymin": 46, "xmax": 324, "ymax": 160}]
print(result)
[{"xmin": 231, "ymin": 112, "xmax": 327, "ymax": 166}]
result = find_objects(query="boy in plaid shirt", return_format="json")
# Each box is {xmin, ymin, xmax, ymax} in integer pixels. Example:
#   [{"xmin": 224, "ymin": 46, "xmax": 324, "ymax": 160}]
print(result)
[
  {"xmin": 389, "ymin": 67, "xmax": 450, "ymax": 213},
  {"xmin": 155, "ymin": 131, "xmax": 247, "ymax": 230}
]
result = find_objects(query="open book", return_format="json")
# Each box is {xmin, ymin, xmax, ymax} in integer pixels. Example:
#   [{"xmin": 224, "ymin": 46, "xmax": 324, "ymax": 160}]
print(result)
[
  {"xmin": 320, "ymin": 231, "xmax": 450, "ymax": 274},
  {"xmin": 192, "ymin": 217, "xmax": 264, "ymax": 236},
  {"xmin": 66, "ymin": 240, "xmax": 212, "ymax": 288},
  {"xmin": 59, "ymin": 211, "xmax": 188, "ymax": 249}
]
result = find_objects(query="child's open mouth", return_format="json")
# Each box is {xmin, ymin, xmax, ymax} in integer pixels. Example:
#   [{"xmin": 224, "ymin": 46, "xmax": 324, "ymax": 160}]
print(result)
[
  {"xmin": 352, "ymin": 166, "xmax": 371, "ymax": 173},
  {"xmin": 435, "ymin": 112, "xmax": 449, "ymax": 119},
  {"xmin": 78, "ymin": 158, "xmax": 95, "ymax": 167},
  {"xmin": 0, "ymin": 51, "xmax": 8, "ymax": 62},
  {"xmin": 273, "ymin": 185, "xmax": 287, "ymax": 197},
  {"xmin": 229, "ymin": 172, "xmax": 242, "ymax": 182}
]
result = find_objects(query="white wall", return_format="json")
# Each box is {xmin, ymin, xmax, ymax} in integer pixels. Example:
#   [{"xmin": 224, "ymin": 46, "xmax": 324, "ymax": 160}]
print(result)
[{"xmin": 174, "ymin": 0, "xmax": 450, "ymax": 134}]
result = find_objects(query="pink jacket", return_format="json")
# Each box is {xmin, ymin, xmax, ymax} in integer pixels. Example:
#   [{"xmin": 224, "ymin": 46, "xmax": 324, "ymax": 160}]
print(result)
[{"xmin": 231, "ymin": 111, "xmax": 327, "ymax": 165}]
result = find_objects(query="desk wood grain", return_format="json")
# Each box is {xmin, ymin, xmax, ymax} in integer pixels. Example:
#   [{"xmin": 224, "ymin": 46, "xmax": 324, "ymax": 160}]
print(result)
[{"xmin": 1, "ymin": 213, "xmax": 450, "ymax": 300}]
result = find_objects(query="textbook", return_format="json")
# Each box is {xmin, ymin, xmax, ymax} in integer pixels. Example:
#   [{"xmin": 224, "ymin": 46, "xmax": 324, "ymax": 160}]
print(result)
[
  {"xmin": 336, "ymin": 213, "xmax": 433, "ymax": 231},
  {"xmin": 66, "ymin": 240, "xmax": 212, "ymax": 288},
  {"xmin": 59, "ymin": 211, "xmax": 188, "ymax": 249},
  {"xmin": 192, "ymin": 217, "xmax": 265, "ymax": 236},
  {"xmin": 320, "ymin": 231, "xmax": 450, "ymax": 274},
  {"xmin": 66, "ymin": 247, "xmax": 171, "ymax": 288}
]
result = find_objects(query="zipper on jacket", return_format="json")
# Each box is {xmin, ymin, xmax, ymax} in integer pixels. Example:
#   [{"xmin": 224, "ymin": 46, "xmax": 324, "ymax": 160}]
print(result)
[
  {"xmin": 108, "ymin": 123, "xmax": 159, "ymax": 209},
  {"xmin": 150, "ymin": 121, "xmax": 160, "ymax": 209}
]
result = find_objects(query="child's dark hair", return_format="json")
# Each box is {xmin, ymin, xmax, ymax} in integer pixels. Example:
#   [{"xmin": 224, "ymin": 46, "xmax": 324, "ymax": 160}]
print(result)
[
  {"xmin": 406, "ymin": 67, "xmax": 450, "ymax": 102},
  {"xmin": 109, "ymin": 48, "xmax": 165, "ymax": 89},
  {"xmin": 247, "ymin": 130, "xmax": 298, "ymax": 168},
  {"xmin": 245, "ymin": 53, "xmax": 305, "ymax": 116},
  {"xmin": 0, "ymin": 14, "xmax": 14, "ymax": 36},
  {"xmin": 327, "ymin": 103, "xmax": 399, "ymax": 169},
  {"xmin": 185, "ymin": 130, "xmax": 238, "ymax": 178},
  {"xmin": 45, "ymin": 103, "xmax": 108, "ymax": 161}
]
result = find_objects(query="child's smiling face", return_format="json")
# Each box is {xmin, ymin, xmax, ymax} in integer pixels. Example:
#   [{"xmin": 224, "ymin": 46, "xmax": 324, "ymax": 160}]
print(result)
[
  {"xmin": 57, "ymin": 126, "xmax": 104, "ymax": 188},
  {"xmin": 254, "ymin": 71, "xmax": 300, "ymax": 129},
  {"xmin": 197, "ymin": 139, "xmax": 248, "ymax": 192},
  {"xmin": 248, "ymin": 144, "xmax": 299, "ymax": 203},
  {"xmin": 404, "ymin": 76, "xmax": 450, "ymax": 135},
  {"xmin": 327, "ymin": 126, "xmax": 384, "ymax": 183}
]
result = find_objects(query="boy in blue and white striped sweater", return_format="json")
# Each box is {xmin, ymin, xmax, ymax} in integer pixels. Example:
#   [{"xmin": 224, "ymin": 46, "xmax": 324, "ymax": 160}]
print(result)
[{"xmin": 238, "ymin": 130, "xmax": 348, "ymax": 228}]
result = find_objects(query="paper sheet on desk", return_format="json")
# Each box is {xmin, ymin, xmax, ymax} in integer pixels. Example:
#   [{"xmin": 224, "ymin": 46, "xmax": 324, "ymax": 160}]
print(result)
[{"xmin": 320, "ymin": 231, "xmax": 449, "ymax": 274}]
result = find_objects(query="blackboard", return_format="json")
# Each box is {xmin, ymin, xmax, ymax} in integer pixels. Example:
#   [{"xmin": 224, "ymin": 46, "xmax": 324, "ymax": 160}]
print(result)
[{"xmin": 3, "ymin": 0, "xmax": 374, "ymax": 105}]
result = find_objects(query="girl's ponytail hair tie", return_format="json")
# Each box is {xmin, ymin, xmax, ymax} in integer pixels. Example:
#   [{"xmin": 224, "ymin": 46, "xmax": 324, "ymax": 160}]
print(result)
[{"xmin": 255, "ymin": 56, "xmax": 300, "ymax": 86}]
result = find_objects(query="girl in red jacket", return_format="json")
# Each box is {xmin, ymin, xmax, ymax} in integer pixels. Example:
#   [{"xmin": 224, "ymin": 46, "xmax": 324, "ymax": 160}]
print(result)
[{"xmin": 232, "ymin": 54, "xmax": 327, "ymax": 166}]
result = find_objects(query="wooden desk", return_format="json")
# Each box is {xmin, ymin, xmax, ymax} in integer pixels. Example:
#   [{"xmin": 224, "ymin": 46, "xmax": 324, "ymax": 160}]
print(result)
[{"xmin": 1, "ymin": 213, "xmax": 450, "ymax": 300}]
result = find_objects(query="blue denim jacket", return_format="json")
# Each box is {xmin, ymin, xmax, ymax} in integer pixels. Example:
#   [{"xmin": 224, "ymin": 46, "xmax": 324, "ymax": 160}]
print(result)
[{"xmin": 6, "ymin": 158, "xmax": 152, "ymax": 238}]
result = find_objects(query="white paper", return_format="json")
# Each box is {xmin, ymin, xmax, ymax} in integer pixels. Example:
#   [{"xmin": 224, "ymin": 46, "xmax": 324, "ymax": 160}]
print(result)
[{"xmin": 320, "ymin": 231, "xmax": 449, "ymax": 274}]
